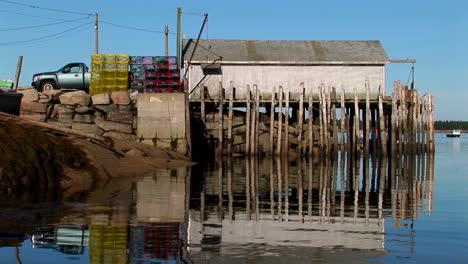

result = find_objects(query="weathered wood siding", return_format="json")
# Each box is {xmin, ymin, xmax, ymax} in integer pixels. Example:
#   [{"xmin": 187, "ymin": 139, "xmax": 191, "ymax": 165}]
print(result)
[{"xmin": 187, "ymin": 65, "xmax": 385, "ymax": 100}]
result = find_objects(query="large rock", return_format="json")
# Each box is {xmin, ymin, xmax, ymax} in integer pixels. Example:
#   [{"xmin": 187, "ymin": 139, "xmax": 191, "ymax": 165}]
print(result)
[
  {"xmin": 111, "ymin": 91, "xmax": 130, "ymax": 105},
  {"xmin": 92, "ymin": 93, "xmax": 111, "ymax": 105},
  {"xmin": 73, "ymin": 113, "xmax": 93, "ymax": 123},
  {"xmin": 18, "ymin": 88, "xmax": 39, "ymax": 102},
  {"xmin": 75, "ymin": 106, "xmax": 94, "ymax": 114},
  {"xmin": 107, "ymin": 111, "xmax": 132, "ymax": 124},
  {"xmin": 57, "ymin": 105, "xmax": 75, "ymax": 123},
  {"xmin": 94, "ymin": 104, "xmax": 118, "ymax": 113},
  {"xmin": 59, "ymin": 91, "xmax": 90, "ymax": 106},
  {"xmin": 42, "ymin": 90, "xmax": 64, "ymax": 101},
  {"xmin": 72, "ymin": 123, "xmax": 104, "ymax": 135},
  {"xmin": 95, "ymin": 118, "xmax": 133, "ymax": 134},
  {"xmin": 20, "ymin": 101, "xmax": 48, "ymax": 114}
]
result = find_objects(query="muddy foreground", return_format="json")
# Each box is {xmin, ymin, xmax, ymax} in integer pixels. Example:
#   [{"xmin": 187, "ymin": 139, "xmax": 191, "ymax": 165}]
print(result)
[{"xmin": 0, "ymin": 112, "xmax": 193, "ymax": 199}]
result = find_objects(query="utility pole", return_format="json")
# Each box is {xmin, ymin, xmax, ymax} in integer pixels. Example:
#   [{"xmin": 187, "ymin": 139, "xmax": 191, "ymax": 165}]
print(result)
[
  {"xmin": 94, "ymin": 13, "xmax": 99, "ymax": 54},
  {"xmin": 13, "ymin": 56, "xmax": 23, "ymax": 92},
  {"xmin": 176, "ymin": 7, "xmax": 182, "ymax": 68},
  {"xmin": 164, "ymin": 25, "xmax": 169, "ymax": 57}
]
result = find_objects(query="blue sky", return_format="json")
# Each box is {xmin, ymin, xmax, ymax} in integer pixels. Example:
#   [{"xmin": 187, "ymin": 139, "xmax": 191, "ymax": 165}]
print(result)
[{"xmin": 0, "ymin": 0, "xmax": 466, "ymax": 120}]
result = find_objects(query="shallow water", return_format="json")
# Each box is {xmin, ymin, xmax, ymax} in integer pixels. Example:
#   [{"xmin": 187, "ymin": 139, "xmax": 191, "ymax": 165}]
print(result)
[{"xmin": 0, "ymin": 133, "xmax": 466, "ymax": 263}]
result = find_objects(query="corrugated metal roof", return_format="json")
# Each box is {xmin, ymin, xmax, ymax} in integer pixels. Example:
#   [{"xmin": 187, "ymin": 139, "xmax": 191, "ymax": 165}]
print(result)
[{"xmin": 183, "ymin": 39, "xmax": 390, "ymax": 65}]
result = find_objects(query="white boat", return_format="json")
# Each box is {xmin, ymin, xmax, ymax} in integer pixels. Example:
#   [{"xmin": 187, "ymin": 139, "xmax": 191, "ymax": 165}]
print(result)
[{"xmin": 446, "ymin": 129, "xmax": 461, "ymax": 138}]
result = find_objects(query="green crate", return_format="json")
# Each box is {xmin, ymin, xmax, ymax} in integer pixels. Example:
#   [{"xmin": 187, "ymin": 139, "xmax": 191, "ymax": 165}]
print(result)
[{"xmin": 0, "ymin": 80, "xmax": 13, "ymax": 88}]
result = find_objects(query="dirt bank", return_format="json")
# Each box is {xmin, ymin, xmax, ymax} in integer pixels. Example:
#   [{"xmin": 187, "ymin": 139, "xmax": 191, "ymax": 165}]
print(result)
[{"xmin": 0, "ymin": 112, "xmax": 193, "ymax": 198}]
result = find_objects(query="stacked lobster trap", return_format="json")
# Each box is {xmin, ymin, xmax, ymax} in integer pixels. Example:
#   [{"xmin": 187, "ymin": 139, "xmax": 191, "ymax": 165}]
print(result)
[
  {"xmin": 89, "ymin": 54, "xmax": 181, "ymax": 95},
  {"xmin": 90, "ymin": 54, "xmax": 129, "ymax": 95},
  {"xmin": 128, "ymin": 56, "xmax": 181, "ymax": 93}
]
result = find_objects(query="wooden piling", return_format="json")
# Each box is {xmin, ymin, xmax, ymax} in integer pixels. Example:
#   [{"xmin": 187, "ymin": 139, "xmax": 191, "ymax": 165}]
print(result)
[
  {"xmin": 217, "ymin": 82, "xmax": 224, "ymax": 156},
  {"xmin": 250, "ymin": 86, "xmax": 257, "ymax": 155},
  {"xmin": 276, "ymin": 86, "xmax": 284, "ymax": 156},
  {"xmin": 353, "ymin": 88, "xmax": 360, "ymax": 154},
  {"xmin": 201, "ymin": 84, "xmax": 206, "ymax": 123},
  {"xmin": 284, "ymin": 89, "xmax": 290, "ymax": 156},
  {"xmin": 245, "ymin": 85, "xmax": 251, "ymax": 155},
  {"xmin": 340, "ymin": 88, "xmax": 346, "ymax": 153},
  {"xmin": 308, "ymin": 93, "xmax": 314, "ymax": 157},
  {"xmin": 255, "ymin": 87, "xmax": 261, "ymax": 155},
  {"xmin": 227, "ymin": 82, "xmax": 234, "ymax": 155},
  {"xmin": 427, "ymin": 94, "xmax": 435, "ymax": 153},
  {"xmin": 365, "ymin": 82, "xmax": 370, "ymax": 155},
  {"xmin": 391, "ymin": 83, "xmax": 398, "ymax": 156},
  {"xmin": 269, "ymin": 87, "xmax": 276, "ymax": 156},
  {"xmin": 298, "ymin": 83, "xmax": 305, "ymax": 156},
  {"xmin": 378, "ymin": 86, "xmax": 387, "ymax": 156}
]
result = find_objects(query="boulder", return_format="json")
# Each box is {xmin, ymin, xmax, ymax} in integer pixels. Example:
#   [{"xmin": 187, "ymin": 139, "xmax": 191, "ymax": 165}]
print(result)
[
  {"xmin": 72, "ymin": 123, "xmax": 104, "ymax": 135},
  {"xmin": 95, "ymin": 118, "xmax": 133, "ymax": 134},
  {"xmin": 59, "ymin": 91, "xmax": 90, "ymax": 106},
  {"xmin": 107, "ymin": 111, "xmax": 132, "ymax": 124},
  {"xmin": 42, "ymin": 90, "xmax": 64, "ymax": 101},
  {"xmin": 57, "ymin": 105, "xmax": 74, "ymax": 123},
  {"xmin": 111, "ymin": 91, "xmax": 130, "ymax": 105},
  {"xmin": 73, "ymin": 113, "xmax": 93, "ymax": 123},
  {"xmin": 75, "ymin": 106, "xmax": 94, "ymax": 114},
  {"xmin": 94, "ymin": 104, "xmax": 118, "ymax": 113},
  {"xmin": 18, "ymin": 88, "xmax": 39, "ymax": 102},
  {"xmin": 91, "ymin": 93, "xmax": 111, "ymax": 105},
  {"xmin": 20, "ymin": 101, "xmax": 48, "ymax": 114}
]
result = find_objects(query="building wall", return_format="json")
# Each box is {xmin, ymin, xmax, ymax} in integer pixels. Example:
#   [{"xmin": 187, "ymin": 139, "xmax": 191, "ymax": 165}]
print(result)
[{"xmin": 187, "ymin": 64, "xmax": 385, "ymax": 100}]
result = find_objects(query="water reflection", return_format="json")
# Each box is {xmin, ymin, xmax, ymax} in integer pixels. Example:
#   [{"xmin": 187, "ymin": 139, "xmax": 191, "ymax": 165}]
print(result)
[
  {"xmin": 0, "ymin": 153, "xmax": 434, "ymax": 263},
  {"xmin": 188, "ymin": 153, "xmax": 434, "ymax": 261}
]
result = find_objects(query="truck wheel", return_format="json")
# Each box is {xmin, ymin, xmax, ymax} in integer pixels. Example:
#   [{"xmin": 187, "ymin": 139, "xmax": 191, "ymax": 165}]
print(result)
[{"xmin": 40, "ymin": 81, "xmax": 56, "ymax": 92}]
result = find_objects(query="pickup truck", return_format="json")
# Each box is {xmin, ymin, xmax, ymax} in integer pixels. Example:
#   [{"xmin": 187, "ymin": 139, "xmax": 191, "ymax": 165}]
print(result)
[{"xmin": 32, "ymin": 62, "xmax": 90, "ymax": 92}]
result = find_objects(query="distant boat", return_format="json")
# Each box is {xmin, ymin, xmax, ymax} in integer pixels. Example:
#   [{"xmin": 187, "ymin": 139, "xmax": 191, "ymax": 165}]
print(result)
[
  {"xmin": 0, "ymin": 90, "xmax": 23, "ymax": 116},
  {"xmin": 446, "ymin": 129, "xmax": 461, "ymax": 138}
]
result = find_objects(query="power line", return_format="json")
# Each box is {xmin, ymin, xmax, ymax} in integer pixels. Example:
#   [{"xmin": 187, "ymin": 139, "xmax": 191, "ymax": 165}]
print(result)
[
  {"xmin": 101, "ymin": 20, "xmax": 176, "ymax": 35},
  {"xmin": 0, "ymin": 9, "xmax": 83, "ymax": 21},
  {"xmin": 0, "ymin": 0, "xmax": 92, "ymax": 16},
  {"xmin": 0, "ymin": 16, "xmax": 91, "ymax": 31},
  {"xmin": 0, "ymin": 22, "xmax": 91, "ymax": 45}
]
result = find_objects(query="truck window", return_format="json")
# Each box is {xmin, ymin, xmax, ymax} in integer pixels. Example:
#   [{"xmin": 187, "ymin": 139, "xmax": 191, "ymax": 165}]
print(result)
[{"xmin": 70, "ymin": 65, "xmax": 81, "ymax": 73}]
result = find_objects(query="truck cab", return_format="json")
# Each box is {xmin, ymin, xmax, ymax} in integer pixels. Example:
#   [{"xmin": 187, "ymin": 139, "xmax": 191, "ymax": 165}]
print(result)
[{"xmin": 32, "ymin": 62, "xmax": 91, "ymax": 93}]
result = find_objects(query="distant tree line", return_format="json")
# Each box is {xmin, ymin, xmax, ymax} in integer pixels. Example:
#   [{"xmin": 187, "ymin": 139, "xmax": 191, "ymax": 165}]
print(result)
[{"xmin": 434, "ymin": 120, "xmax": 468, "ymax": 130}]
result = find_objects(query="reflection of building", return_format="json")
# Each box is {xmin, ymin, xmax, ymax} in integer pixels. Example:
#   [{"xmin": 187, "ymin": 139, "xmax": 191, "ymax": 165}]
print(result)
[{"xmin": 188, "ymin": 154, "xmax": 434, "ymax": 259}]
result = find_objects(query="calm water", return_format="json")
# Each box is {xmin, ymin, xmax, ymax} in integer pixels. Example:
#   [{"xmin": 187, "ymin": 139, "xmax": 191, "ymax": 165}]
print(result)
[{"xmin": 0, "ymin": 133, "xmax": 467, "ymax": 263}]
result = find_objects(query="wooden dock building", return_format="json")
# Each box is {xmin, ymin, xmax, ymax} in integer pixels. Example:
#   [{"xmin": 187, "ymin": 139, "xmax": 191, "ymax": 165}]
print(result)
[{"xmin": 183, "ymin": 39, "xmax": 435, "ymax": 157}]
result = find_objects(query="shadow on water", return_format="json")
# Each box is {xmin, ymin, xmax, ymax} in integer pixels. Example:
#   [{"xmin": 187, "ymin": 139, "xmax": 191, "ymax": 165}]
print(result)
[{"xmin": 0, "ymin": 153, "xmax": 434, "ymax": 263}]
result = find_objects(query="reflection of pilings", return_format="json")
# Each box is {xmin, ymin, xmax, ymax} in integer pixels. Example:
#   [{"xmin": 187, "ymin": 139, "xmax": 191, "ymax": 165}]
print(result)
[{"xmin": 193, "ymin": 154, "xmax": 434, "ymax": 231}]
